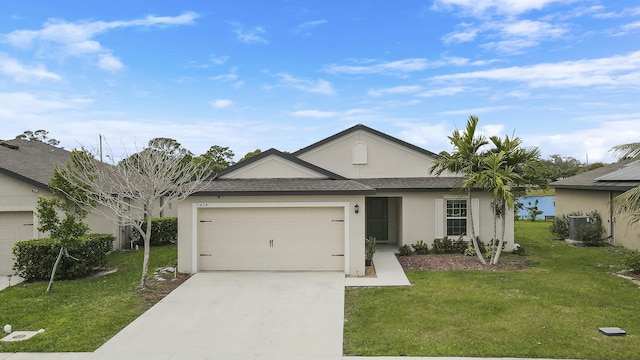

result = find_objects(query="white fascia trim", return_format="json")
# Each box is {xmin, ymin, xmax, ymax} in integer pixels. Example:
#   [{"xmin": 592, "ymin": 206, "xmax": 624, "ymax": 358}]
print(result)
[{"xmin": 191, "ymin": 201, "xmax": 351, "ymax": 275}]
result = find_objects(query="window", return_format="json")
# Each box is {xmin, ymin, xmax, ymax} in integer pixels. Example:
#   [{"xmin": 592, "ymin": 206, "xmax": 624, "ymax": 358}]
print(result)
[{"xmin": 446, "ymin": 199, "xmax": 467, "ymax": 236}]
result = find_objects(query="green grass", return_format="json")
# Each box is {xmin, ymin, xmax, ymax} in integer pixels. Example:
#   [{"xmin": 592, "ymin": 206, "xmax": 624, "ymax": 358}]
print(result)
[
  {"xmin": 526, "ymin": 188, "xmax": 555, "ymax": 196},
  {"xmin": 0, "ymin": 245, "xmax": 178, "ymax": 352},
  {"xmin": 344, "ymin": 221, "xmax": 640, "ymax": 359}
]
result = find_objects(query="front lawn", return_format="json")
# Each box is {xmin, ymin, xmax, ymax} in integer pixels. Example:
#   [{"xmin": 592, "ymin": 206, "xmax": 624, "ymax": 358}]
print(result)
[
  {"xmin": 344, "ymin": 221, "xmax": 640, "ymax": 359},
  {"xmin": 0, "ymin": 245, "xmax": 182, "ymax": 352}
]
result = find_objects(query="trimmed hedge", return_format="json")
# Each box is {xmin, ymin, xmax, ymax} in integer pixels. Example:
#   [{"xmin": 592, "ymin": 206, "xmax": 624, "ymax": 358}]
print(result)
[
  {"xmin": 132, "ymin": 217, "xmax": 177, "ymax": 246},
  {"xmin": 12, "ymin": 234, "xmax": 113, "ymax": 281}
]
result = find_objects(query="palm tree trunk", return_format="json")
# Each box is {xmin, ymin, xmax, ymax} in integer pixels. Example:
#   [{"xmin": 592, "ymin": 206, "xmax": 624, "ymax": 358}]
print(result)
[
  {"xmin": 492, "ymin": 200, "xmax": 507, "ymax": 265},
  {"xmin": 468, "ymin": 189, "xmax": 486, "ymax": 265}
]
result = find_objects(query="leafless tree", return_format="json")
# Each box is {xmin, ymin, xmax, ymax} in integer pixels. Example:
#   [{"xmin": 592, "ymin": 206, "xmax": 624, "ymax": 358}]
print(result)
[{"xmin": 56, "ymin": 142, "xmax": 211, "ymax": 288}]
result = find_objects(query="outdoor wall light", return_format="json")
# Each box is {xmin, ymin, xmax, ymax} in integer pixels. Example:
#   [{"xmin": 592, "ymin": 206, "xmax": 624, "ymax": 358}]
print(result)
[{"xmin": 354, "ymin": 204, "xmax": 360, "ymax": 214}]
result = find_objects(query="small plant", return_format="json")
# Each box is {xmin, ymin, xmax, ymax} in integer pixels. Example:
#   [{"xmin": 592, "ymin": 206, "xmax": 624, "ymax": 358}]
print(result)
[
  {"xmin": 464, "ymin": 239, "xmax": 491, "ymax": 259},
  {"xmin": 397, "ymin": 244, "xmax": 413, "ymax": 256},
  {"xmin": 365, "ymin": 236, "xmax": 377, "ymax": 265},
  {"xmin": 525, "ymin": 199, "xmax": 544, "ymax": 221},
  {"xmin": 625, "ymin": 251, "xmax": 640, "ymax": 273},
  {"xmin": 411, "ymin": 240, "xmax": 429, "ymax": 254}
]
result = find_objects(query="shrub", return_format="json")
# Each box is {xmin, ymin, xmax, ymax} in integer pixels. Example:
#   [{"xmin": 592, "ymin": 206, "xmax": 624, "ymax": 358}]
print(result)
[
  {"xmin": 411, "ymin": 240, "xmax": 429, "ymax": 254},
  {"xmin": 625, "ymin": 251, "xmax": 640, "ymax": 273},
  {"xmin": 576, "ymin": 211, "xmax": 606, "ymax": 246},
  {"xmin": 12, "ymin": 234, "xmax": 113, "ymax": 281},
  {"xmin": 397, "ymin": 244, "xmax": 413, "ymax": 256},
  {"xmin": 549, "ymin": 214, "xmax": 572, "ymax": 239},
  {"xmin": 433, "ymin": 236, "xmax": 468, "ymax": 254},
  {"xmin": 131, "ymin": 217, "xmax": 177, "ymax": 246},
  {"xmin": 432, "ymin": 237, "xmax": 452, "ymax": 254}
]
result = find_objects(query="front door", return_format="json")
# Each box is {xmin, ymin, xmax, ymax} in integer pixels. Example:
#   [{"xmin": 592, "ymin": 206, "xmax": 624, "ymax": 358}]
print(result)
[{"xmin": 366, "ymin": 197, "xmax": 388, "ymax": 241}]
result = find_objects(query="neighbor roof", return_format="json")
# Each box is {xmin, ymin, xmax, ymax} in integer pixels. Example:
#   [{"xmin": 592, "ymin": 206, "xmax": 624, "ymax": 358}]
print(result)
[
  {"xmin": 292, "ymin": 123, "xmax": 440, "ymax": 158},
  {"xmin": 551, "ymin": 160, "xmax": 640, "ymax": 191},
  {"xmin": 0, "ymin": 139, "xmax": 72, "ymax": 190}
]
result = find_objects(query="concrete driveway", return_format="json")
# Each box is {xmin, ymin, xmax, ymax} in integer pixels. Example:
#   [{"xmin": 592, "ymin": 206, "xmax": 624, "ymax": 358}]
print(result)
[{"xmin": 92, "ymin": 271, "xmax": 345, "ymax": 360}]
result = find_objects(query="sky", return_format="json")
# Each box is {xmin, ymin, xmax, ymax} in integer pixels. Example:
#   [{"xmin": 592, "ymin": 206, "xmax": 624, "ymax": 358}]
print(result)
[{"xmin": 0, "ymin": 0, "xmax": 639, "ymax": 163}]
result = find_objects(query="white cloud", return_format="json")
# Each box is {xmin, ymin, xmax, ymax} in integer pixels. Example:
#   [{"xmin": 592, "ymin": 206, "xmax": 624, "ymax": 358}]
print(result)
[
  {"xmin": 0, "ymin": 53, "xmax": 61, "ymax": 82},
  {"xmin": 1, "ymin": 12, "xmax": 198, "ymax": 70},
  {"xmin": 431, "ymin": 0, "xmax": 567, "ymax": 17},
  {"xmin": 268, "ymin": 73, "xmax": 335, "ymax": 95},
  {"xmin": 443, "ymin": 28, "xmax": 479, "ymax": 44},
  {"xmin": 210, "ymin": 99, "xmax": 233, "ymax": 108},
  {"xmin": 323, "ymin": 58, "xmax": 430, "ymax": 75},
  {"xmin": 0, "ymin": 92, "xmax": 92, "ymax": 122},
  {"xmin": 398, "ymin": 122, "xmax": 452, "ymax": 152},
  {"xmin": 439, "ymin": 106, "xmax": 514, "ymax": 116},
  {"xmin": 432, "ymin": 51, "xmax": 640, "ymax": 88},
  {"xmin": 526, "ymin": 119, "xmax": 640, "ymax": 162},
  {"xmin": 368, "ymin": 85, "xmax": 423, "ymax": 97},
  {"xmin": 230, "ymin": 22, "xmax": 268, "ymax": 44},
  {"xmin": 294, "ymin": 20, "xmax": 328, "ymax": 34},
  {"xmin": 418, "ymin": 86, "xmax": 467, "ymax": 97},
  {"xmin": 290, "ymin": 110, "xmax": 337, "ymax": 118},
  {"xmin": 98, "ymin": 53, "xmax": 124, "ymax": 71}
]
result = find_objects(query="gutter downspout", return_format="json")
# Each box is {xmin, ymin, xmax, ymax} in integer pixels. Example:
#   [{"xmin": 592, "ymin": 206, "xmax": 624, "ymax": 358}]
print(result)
[{"xmin": 609, "ymin": 191, "xmax": 615, "ymax": 246}]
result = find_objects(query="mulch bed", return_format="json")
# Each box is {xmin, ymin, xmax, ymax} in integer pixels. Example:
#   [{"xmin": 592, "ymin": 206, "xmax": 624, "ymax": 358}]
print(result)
[
  {"xmin": 396, "ymin": 253, "xmax": 529, "ymax": 271},
  {"xmin": 137, "ymin": 271, "xmax": 191, "ymax": 305}
]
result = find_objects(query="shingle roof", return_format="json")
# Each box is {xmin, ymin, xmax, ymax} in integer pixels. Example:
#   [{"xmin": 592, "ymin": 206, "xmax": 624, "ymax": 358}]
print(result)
[
  {"xmin": 196, "ymin": 178, "xmax": 376, "ymax": 196},
  {"xmin": 356, "ymin": 177, "xmax": 464, "ymax": 192},
  {"xmin": 292, "ymin": 123, "xmax": 440, "ymax": 158},
  {"xmin": 0, "ymin": 139, "xmax": 73, "ymax": 189},
  {"xmin": 551, "ymin": 160, "xmax": 640, "ymax": 191}
]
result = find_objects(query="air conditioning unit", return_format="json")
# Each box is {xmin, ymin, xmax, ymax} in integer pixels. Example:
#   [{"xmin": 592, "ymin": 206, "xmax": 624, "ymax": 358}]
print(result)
[{"xmin": 568, "ymin": 216, "xmax": 590, "ymax": 241}]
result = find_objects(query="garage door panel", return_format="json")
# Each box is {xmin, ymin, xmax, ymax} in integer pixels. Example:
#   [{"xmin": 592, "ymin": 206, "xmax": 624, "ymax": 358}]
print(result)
[
  {"xmin": 0, "ymin": 212, "xmax": 34, "ymax": 275},
  {"xmin": 198, "ymin": 207, "xmax": 345, "ymax": 271}
]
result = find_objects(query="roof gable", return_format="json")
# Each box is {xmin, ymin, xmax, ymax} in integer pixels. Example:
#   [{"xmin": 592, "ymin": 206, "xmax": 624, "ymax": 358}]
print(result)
[
  {"xmin": 218, "ymin": 148, "xmax": 346, "ymax": 180},
  {"xmin": 292, "ymin": 124, "xmax": 442, "ymax": 179}
]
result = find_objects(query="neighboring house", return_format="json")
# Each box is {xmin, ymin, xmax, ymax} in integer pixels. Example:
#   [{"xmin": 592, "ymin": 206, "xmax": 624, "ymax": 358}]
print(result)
[
  {"xmin": 0, "ymin": 139, "xmax": 121, "ymax": 275},
  {"xmin": 552, "ymin": 160, "xmax": 640, "ymax": 251},
  {"xmin": 177, "ymin": 124, "xmax": 514, "ymax": 276}
]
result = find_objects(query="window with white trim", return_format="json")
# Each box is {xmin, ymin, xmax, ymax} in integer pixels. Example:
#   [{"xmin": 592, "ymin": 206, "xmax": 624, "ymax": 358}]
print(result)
[{"xmin": 446, "ymin": 199, "xmax": 467, "ymax": 236}]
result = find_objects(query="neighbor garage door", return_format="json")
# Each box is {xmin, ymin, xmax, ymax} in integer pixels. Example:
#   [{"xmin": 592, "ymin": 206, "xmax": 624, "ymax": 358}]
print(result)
[
  {"xmin": 198, "ymin": 207, "xmax": 345, "ymax": 271},
  {"xmin": 0, "ymin": 212, "xmax": 34, "ymax": 275}
]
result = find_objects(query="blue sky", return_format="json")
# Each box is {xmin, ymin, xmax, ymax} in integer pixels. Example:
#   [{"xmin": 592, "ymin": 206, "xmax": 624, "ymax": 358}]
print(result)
[{"xmin": 0, "ymin": 1, "xmax": 639, "ymax": 163}]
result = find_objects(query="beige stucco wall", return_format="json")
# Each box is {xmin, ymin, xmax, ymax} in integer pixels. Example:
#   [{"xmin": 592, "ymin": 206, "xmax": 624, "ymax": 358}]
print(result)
[
  {"xmin": 221, "ymin": 155, "xmax": 326, "ymax": 179},
  {"xmin": 556, "ymin": 188, "xmax": 640, "ymax": 250},
  {"xmin": 0, "ymin": 173, "xmax": 121, "ymax": 246},
  {"xmin": 178, "ymin": 194, "xmax": 367, "ymax": 276},
  {"xmin": 297, "ymin": 130, "xmax": 444, "ymax": 178},
  {"xmin": 383, "ymin": 191, "xmax": 514, "ymax": 251}
]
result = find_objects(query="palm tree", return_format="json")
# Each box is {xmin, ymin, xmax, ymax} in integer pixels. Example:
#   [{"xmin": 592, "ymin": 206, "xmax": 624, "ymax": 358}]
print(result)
[
  {"xmin": 470, "ymin": 150, "xmax": 522, "ymax": 264},
  {"xmin": 486, "ymin": 135, "xmax": 546, "ymax": 264},
  {"xmin": 431, "ymin": 116, "xmax": 488, "ymax": 264},
  {"xmin": 611, "ymin": 142, "xmax": 640, "ymax": 226}
]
